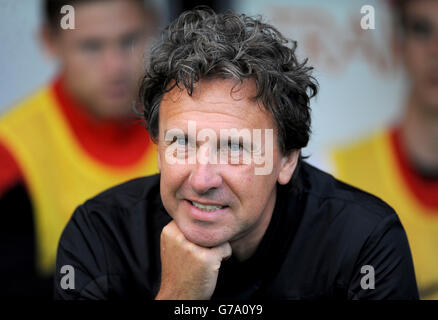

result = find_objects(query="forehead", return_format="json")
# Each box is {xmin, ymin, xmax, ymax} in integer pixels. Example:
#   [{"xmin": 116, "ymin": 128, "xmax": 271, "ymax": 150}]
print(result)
[
  {"xmin": 65, "ymin": 0, "xmax": 145, "ymax": 39},
  {"xmin": 159, "ymin": 78, "xmax": 275, "ymax": 131},
  {"xmin": 405, "ymin": 0, "xmax": 438, "ymax": 20}
]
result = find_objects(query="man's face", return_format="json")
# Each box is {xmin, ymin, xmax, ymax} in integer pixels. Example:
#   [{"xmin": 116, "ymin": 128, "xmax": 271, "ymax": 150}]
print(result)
[
  {"xmin": 45, "ymin": 0, "xmax": 151, "ymax": 118},
  {"xmin": 157, "ymin": 78, "xmax": 298, "ymax": 249},
  {"xmin": 401, "ymin": 0, "xmax": 438, "ymax": 111}
]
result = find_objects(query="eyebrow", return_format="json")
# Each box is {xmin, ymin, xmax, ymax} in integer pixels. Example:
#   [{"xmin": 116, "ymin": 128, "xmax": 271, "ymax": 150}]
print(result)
[
  {"xmin": 163, "ymin": 129, "xmax": 256, "ymax": 148},
  {"xmin": 164, "ymin": 128, "xmax": 185, "ymax": 135},
  {"xmin": 163, "ymin": 129, "xmax": 186, "ymax": 141},
  {"xmin": 218, "ymin": 136, "xmax": 253, "ymax": 148}
]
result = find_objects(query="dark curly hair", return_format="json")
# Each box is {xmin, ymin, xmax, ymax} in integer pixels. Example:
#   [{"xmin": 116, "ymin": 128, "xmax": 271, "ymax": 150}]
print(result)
[{"xmin": 139, "ymin": 6, "xmax": 318, "ymax": 157}]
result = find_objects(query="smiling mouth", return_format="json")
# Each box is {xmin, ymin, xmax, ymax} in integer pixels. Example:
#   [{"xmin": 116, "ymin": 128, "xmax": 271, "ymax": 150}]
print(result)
[{"xmin": 188, "ymin": 200, "xmax": 228, "ymax": 212}]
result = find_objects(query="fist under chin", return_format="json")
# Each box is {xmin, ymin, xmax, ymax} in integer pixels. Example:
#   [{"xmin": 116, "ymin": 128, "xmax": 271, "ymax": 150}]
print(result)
[{"xmin": 178, "ymin": 222, "xmax": 232, "ymax": 248}]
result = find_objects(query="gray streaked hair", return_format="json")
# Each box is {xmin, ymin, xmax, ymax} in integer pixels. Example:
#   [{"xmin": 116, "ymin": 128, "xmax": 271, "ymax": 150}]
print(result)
[{"xmin": 139, "ymin": 6, "xmax": 318, "ymax": 156}]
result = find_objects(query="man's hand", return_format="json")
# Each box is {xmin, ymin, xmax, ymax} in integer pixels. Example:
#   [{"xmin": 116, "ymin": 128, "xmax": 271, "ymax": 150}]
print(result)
[{"xmin": 155, "ymin": 221, "xmax": 232, "ymax": 300}]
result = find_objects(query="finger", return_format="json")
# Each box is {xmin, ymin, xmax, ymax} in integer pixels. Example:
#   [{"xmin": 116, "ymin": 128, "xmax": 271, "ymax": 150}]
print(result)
[
  {"xmin": 211, "ymin": 242, "xmax": 232, "ymax": 261},
  {"xmin": 162, "ymin": 220, "xmax": 181, "ymax": 239}
]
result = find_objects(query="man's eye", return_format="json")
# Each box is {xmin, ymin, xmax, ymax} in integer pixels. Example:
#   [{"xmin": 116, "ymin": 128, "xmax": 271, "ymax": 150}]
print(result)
[
  {"xmin": 228, "ymin": 142, "xmax": 242, "ymax": 152},
  {"xmin": 408, "ymin": 19, "xmax": 433, "ymax": 40},
  {"xmin": 177, "ymin": 137, "xmax": 188, "ymax": 146},
  {"xmin": 80, "ymin": 41, "xmax": 102, "ymax": 53}
]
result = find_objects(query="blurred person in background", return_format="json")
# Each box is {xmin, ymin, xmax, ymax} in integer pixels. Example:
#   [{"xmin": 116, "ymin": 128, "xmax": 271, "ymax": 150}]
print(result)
[
  {"xmin": 0, "ymin": 0, "xmax": 159, "ymax": 297},
  {"xmin": 331, "ymin": 0, "xmax": 438, "ymax": 299}
]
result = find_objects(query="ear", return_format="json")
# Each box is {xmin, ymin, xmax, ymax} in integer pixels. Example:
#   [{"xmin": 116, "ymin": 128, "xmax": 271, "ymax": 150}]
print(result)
[
  {"xmin": 390, "ymin": 27, "xmax": 404, "ymax": 69},
  {"xmin": 39, "ymin": 24, "xmax": 61, "ymax": 59},
  {"xmin": 277, "ymin": 149, "xmax": 300, "ymax": 185}
]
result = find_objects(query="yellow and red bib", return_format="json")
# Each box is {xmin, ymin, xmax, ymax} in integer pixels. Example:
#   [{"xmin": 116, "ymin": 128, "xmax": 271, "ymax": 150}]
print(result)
[
  {"xmin": 331, "ymin": 128, "xmax": 438, "ymax": 299},
  {"xmin": 0, "ymin": 77, "xmax": 158, "ymax": 276}
]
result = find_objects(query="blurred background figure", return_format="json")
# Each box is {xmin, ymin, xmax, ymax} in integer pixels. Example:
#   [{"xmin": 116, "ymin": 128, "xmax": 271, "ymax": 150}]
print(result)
[
  {"xmin": 331, "ymin": 0, "xmax": 438, "ymax": 299},
  {"xmin": 0, "ymin": 0, "xmax": 161, "ymax": 297}
]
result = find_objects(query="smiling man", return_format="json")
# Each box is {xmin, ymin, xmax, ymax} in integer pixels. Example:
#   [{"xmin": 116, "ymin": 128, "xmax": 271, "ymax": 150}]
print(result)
[{"xmin": 55, "ymin": 7, "xmax": 419, "ymax": 300}]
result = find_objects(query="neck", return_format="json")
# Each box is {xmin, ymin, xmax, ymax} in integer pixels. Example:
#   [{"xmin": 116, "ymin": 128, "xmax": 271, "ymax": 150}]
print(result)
[
  {"xmin": 400, "ymin": 93, "xmax": 438, "ymax": 172},
  {"xmin": 229, "ymin": 187, "xmax": 277, "ymax": 262}
]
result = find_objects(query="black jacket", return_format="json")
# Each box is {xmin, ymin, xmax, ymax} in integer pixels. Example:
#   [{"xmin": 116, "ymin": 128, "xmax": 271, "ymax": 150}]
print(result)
[{"xmin": 54, "ymin": 162, "xmax": 419, "ymax": 300}]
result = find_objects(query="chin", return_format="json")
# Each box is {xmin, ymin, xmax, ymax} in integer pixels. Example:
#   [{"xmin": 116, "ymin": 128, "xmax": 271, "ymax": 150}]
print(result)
[{"xmin": 181, "ymin": 223, "xmax": 230, "ymax": 248}]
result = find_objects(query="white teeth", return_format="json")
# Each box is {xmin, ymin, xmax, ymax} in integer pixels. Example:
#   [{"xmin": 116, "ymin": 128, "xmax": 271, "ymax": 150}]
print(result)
[{"xmin": 191, "ymin": 201, "xmax": 225, "ymax": 211}]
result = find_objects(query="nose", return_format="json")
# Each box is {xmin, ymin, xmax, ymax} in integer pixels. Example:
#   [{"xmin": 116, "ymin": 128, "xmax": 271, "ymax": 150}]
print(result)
[
  {"xmin": 189, "ymin": 145, "xmax": 222, "ymax": 194},
  {"xmin": 102, "ymin": 47, "xmax": 127, "ymax": 76}
]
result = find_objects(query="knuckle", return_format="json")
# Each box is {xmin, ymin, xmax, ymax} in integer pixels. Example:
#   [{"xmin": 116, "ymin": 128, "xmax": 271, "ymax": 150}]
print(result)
[
  {"xmin": 160, "ymin": 227, "xmax": 169, "ymax": 239},
  {"xmin": 196, "ymin": 250, "xmax": 210, "ymax": 264},
  {"xmin": 161, "ymin": 222, "xmax": 175, "ymax": 238},
  {"xmin": 175, "ymin": 232, "xmax": 186, "ymax": 244}
]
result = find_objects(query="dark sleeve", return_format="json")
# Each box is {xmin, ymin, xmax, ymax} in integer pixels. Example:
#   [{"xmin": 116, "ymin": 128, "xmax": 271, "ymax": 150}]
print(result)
[
  {"xmin": 0, "ymin": 183, "xmax": 53, "ymax": 298},
  {"xmin": 347, "ymin": 214, "xmax": 419, "ymax": 300},
  {"xmin": 54, "ymin": 204, "xmax": 109, "ymax": 300}
]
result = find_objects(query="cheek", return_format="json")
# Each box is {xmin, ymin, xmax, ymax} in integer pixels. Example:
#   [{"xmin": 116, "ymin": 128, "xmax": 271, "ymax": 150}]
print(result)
[
  {"xmin": 160, "ymin": 170, "xmax": 181, "ymax": 214},
  {"xmin": 160, "ymin": 160, "xmax": 189, "ymax": 195},
  {"xmin": 66, "ymin": 51, "xmax": 93, "ymax": 71},
  {"xmin": 244, "ymin": 177, "xmax": 256, "ymax": 201},
  {"xmin": 404, "ymin": 46, "xmax": 427, "ymax": 72},
  {"xmin": 227, "ymin": 171, "xmax": 273, "ymax": 207},
  {"xmin": 161, "ymin": 164, "xmax": 185, "ymax": 185},
  {"xmin": 66, "ymin": 59, "xmax": 99, "ymax": 88}
]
